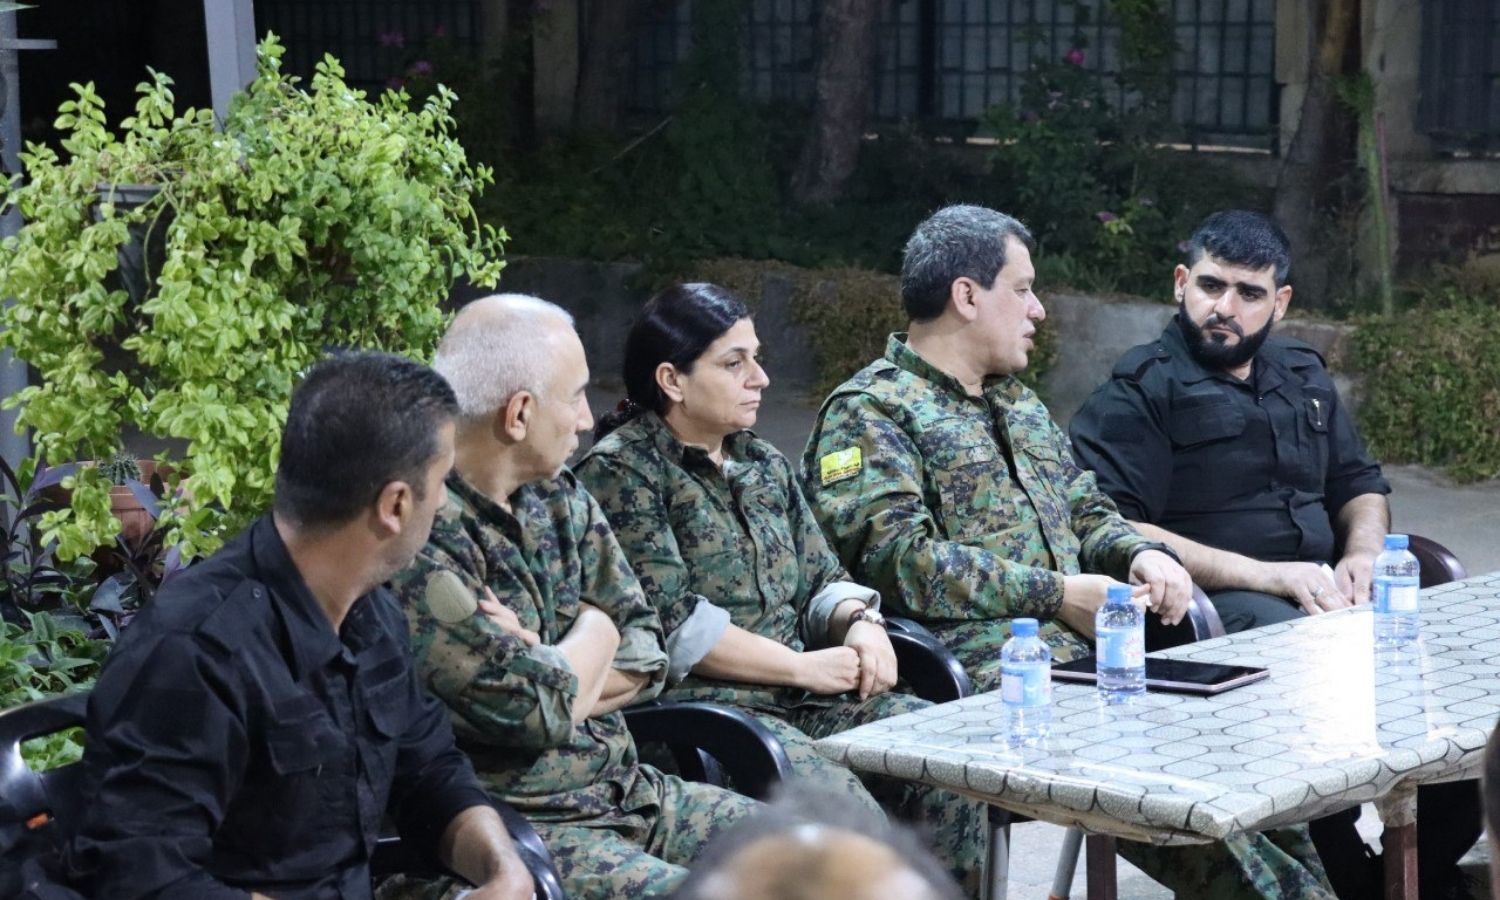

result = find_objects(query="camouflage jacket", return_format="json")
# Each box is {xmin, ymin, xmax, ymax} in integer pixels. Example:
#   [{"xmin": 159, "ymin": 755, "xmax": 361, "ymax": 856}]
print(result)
[
  {"xmin": 577, "ymin": 412, "xmax": 871, "ymax": 714},
  {"xmin": 800, "ymin": 334, "xmax": 1157, "ymax": 661},
  {"xmin": 388, "ymin": 471, "xmax": 669, "ymax": 822}
]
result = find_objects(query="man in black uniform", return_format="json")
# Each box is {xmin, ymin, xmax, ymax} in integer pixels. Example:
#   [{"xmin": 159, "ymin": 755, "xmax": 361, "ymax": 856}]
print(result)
[
  {"xmin": 1070, "ymin": 210, "xmax": 1479, "ymax": 899},
  {"xmin": 67, "ymin": 352, "xmax": 533, "ymax": 900}
]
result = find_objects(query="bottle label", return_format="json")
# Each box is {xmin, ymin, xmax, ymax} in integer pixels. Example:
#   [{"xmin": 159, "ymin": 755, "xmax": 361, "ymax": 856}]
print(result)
[
  {"xmin": 1374, "ymin": 576, "xmax": 1420, "ymax": 613},
  {"xmin": 1001, "ymin": 661, "xmax": 1051, "ymax": 707},
  {"xmin": 1098, "ymin": 625, "xmax": 1145, "ymax": 669}
]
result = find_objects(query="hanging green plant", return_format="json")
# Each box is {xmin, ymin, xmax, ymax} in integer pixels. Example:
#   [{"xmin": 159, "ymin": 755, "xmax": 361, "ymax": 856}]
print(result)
[{"xmin": 0, "ymin": 35, "xmax": 507, "ymax": 562}]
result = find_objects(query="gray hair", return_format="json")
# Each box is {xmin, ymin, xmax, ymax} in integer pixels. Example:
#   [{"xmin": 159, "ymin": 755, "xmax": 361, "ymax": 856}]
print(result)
[
  {"xmin": 900, "ymin": 204, "xmax": 1034, "ymax": 323},
  {"xmin": 434, "ymin": 293, "xmax": 576, "ymax": 420}
]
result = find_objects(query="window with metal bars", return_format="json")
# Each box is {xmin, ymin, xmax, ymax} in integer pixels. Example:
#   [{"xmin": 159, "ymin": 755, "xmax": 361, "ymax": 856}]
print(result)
[
  {"xmin": 252, "ymin": 0, "xmax": 483, "ymax": 92},
  {"xmin": 1418, "ymin": 0, "xmax": 1500, "ymax": 154},
  {"xmin": 627, "ymin": 0, "xmax": 1277, "ymax": 150}
]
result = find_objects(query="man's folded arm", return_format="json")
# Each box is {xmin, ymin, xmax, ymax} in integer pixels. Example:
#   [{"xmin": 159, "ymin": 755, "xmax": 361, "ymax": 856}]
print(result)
[{"xmin": 389, "ymin": 545, "xmax": 580, "ymax": 751}]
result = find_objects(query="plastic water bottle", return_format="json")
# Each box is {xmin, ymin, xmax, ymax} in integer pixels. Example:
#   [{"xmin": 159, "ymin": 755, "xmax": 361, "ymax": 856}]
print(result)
[
  {"xmin": 1373, "ymin": 533, "xmax": 1421, "ymax": 646},
  {"xmin": 1096, "ymin": 584, "xmax": 1146, "ymax": 704},
  {"xmin": 1001, "ymin": 618, "xmax": 1052, "ymax": 746}
]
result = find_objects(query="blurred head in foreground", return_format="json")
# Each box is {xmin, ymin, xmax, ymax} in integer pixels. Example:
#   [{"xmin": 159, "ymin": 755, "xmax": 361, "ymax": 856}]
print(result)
[{"xmin": 671, "ymin": 786, "xmax": 962, "ymax": 900}]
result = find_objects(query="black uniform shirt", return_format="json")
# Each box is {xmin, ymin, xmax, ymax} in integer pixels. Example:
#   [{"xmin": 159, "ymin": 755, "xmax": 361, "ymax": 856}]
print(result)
[
  {"xmin": 1069, "ymin": 317, "xmax": 1390, "ymax": 564},
  {"xmin": 70, "ymin": 516, "xmax": 491, "ymax": 899}
]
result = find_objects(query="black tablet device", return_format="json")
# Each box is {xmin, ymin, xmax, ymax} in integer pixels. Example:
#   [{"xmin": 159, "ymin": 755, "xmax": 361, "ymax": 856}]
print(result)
[{"xmin": 1051, "ymin": 656, "xmax": 1269, "ymax": 695}]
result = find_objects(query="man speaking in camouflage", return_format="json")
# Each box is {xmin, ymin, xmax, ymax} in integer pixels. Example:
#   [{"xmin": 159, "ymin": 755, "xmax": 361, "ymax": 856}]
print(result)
[
  {"xmin": 801, "ymin": 204, "xmax": 1192, "ymax": 684},
  {"xmin": 800, "ymin": 204, "xmax": 1336, "ymax": 900},
  {"xmin": 389, "ymin": 295, "xmax": 756, "ymax": 900}
]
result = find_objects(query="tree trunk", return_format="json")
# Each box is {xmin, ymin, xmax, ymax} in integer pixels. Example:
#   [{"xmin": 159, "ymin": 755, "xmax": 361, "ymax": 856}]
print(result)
[
  {"xmin": 1274, "ymin": 0, "xmax": 1360, "ymax": 306},
  {"xmin": 789, "ymin": 0, "xmax": 885, "ymax": 206},
  {"xmin": 574, "ymin": 1, "xmax": 646, "ymax": 132}
]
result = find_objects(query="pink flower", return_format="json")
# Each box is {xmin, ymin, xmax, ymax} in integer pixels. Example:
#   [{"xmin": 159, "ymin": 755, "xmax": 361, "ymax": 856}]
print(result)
[
  {"xmin": 409, "ymin": 60, "xmax": 434, "ymax": 76},
  {"xmin": 378, "ymin": 31, "xmax": 406, "ymax": 48},
  {"xmin": 1096, "ymin": 211, "xmax": 1118, "ymax": 223},
  {"xmin": 432, "ymin": 24, "xmax": 448, "ymax": 38},
  {"xmin": 386, "ymin": 76, "xmax": 406, "ymax": 91},
  {"xmin": 1064, "ymin": 47, "xmax": 1086, "ymax": 66}
]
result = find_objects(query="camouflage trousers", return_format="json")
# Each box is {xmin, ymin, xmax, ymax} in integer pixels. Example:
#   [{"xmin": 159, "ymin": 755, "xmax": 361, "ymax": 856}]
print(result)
[
  {"xmin": 752, "ymin": 691, "xmax": 989, "ymax": 899},
  {"xmin": 956, "ymin": 629, "xmax": 1335, "ymax": 900},
  {"xmin": 1120, "ymin": 828, "xmax": 1336, "ymax": 900},
  {"xmin": 375, "ymin": 767, "xmax": 757, "ymax": 900}
]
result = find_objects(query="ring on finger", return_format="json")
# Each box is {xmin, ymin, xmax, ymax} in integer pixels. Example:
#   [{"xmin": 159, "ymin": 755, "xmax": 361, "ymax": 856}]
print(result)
[{"xmin": 1310, "ymin": 586, "xmax": 1325, "ymax": 598}]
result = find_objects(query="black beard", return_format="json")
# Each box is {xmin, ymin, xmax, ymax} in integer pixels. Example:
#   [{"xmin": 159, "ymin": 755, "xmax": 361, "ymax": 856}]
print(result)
[{"xmin": 1177, "ymin": 301, "xmax": 1274, "ymax": 371}]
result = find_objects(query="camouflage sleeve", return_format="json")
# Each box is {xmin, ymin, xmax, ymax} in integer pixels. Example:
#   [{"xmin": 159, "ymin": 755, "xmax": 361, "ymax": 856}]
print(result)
[
  {"xmin": 574, "ymin": 454, "xmax": 731, "ymax": 682},
  {"xmin": 568, "ymin": 481, "xmax": 669, "ymax": 701},
  {"xmin": 802, "ymin": 392, "xmax": 1065, "ymax": 621},
  {"xmin": 774, "ymin": 450, "xmax": 876, "ymax": 645},
  {"xmin": 1048, "ymin": 416, "xmax": 1153, "ymax": 581},
  {"xmin": 389, "ymin": 538, "xmax": 579, "ymax": 752}
]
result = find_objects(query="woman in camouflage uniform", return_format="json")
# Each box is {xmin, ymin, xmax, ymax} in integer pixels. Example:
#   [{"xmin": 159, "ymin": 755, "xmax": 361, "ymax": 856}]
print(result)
[{"xmin": 575, "ymin": 283, "xmax": 987, "ymax": 897}]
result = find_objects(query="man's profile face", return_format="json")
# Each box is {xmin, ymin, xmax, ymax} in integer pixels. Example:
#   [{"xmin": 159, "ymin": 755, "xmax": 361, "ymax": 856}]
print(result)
[
  {"xmin": 1175, "ymin": 253, "xmax": 1290, "ymax": 371},
  {"xmin": 379, "ymin": 420, "xmax": 455, "ymax": 583},
  {"xmin": 523, "ymin": 328, "xmax": 594, "ymax": 481},
  {"xmin": 968, "ymin": 235, "xmax": 1044, "ymax": 377}
]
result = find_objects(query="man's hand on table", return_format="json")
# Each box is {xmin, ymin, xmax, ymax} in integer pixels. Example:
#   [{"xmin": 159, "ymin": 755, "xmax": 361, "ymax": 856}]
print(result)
[
  {"xmin": 1129, "ymin": 549, "xmax": 1193, "ymax": 626},
  {"xmin": 1256, "ymin": 560, "xmax": 1350, "ymax": 614},
  {"xmin": 1058, "ymin": 574, "xmax": 1146, "ymax": 639},
  {"xmin": 1333, "ymin": 551, "xmax": 1378, "ymax": 605}
]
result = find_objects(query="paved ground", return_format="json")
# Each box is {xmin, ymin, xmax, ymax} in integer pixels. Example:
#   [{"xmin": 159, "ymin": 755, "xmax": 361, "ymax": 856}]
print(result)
[{"xmin": 582, "ymin": 385, "xmax": 1499, "ymax": 898}]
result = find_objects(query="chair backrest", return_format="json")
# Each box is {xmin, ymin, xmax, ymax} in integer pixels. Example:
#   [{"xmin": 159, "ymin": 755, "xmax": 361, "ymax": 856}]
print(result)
[
  {"xmin": 1408, "ymin": 533, "xmax": 1467, "ymax": 588},
  {"xmin": 0, "ymin": 693, "xmax": 89, "ymax": 898}
]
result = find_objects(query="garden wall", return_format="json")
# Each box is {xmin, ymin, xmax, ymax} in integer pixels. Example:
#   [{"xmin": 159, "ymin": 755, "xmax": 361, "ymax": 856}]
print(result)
[{"xmin": 475, "ymin": 256, "xmax": 1359, "ymax": 428}]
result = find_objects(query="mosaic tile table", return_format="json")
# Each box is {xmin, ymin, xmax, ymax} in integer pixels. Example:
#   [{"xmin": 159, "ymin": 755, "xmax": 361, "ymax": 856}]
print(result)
[{"xmin": 815, "ymin": 573, "xmax": 1500, "ymax": 900}]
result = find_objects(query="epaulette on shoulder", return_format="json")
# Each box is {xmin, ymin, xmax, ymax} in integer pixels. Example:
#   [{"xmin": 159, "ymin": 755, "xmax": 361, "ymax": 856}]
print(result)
[
  {"xmin": 196, "ymin": 580, "xmax": 268, "ymax": 652},
  {"xmin": 1111, "ymin": 342, "xmax": 1171, "ymax": 381},
  {"xmin": 1274, "ymin": 336, "xmax": 1327, "ymax": 368}
]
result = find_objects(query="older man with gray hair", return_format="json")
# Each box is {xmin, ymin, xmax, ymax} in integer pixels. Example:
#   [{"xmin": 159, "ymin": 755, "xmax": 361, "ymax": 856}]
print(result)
[{"xmin": 388, "ymin": 295, "xmax": 757, "ymax": 900}]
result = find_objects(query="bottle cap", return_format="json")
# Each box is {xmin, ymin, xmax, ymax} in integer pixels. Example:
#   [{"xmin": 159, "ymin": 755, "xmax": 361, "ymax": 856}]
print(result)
[
  {"xmin": 1384, "ymin": 533, "xmax": 1409, "ymax": 550},
  {"xmin": 1011, "ymin": 618, "xmax": 1038, "ymax": 638},
  {"xmin": 1106, "ymin": 584, "xmax": 1133, "ymax": 605}
]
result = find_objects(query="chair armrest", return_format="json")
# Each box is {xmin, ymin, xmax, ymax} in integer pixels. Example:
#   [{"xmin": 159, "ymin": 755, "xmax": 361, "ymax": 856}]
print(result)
[
  {"xmin": 885, "ymin": 615, "xmax": 938, "ymax": 641},
  {"xmin": 1408, "ymin": 534, "xmax": 1467, "ymax": 588},
  {"xmin": 493, "ymin": 801, "xmax": 565, "ymax": 900},
  {"xmin": 887, "ymin": 624, "xmax": 972, "ymax": 702},
  {"xmin": 623, "ymin": 700, "xmax": 792, "ymax": 800},
  {"xmin": 1144, "ymin": 585, "xmax": 1225, "ymax": 651},
  {"xmin": 373, "ymin": 800, "xmax": 564, "ymax": 900}
]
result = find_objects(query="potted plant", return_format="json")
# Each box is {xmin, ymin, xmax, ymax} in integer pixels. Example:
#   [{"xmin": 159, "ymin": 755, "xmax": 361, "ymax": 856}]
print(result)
[{"xmin": 0, "ymin": 35, "xmax": 507, "ymax": 564}]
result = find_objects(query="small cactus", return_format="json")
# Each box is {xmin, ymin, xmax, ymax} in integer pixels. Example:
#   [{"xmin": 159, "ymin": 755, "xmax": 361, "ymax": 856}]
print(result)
[{"xmin": 99, "ymin": 449, "xmax": 143, "ymax": 486}]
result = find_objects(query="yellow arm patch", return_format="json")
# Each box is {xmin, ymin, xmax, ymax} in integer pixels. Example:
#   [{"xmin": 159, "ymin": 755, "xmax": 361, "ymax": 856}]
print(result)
[{"xmin": 819, "ymin": 447, "xmax": 863, "ymax": 485}]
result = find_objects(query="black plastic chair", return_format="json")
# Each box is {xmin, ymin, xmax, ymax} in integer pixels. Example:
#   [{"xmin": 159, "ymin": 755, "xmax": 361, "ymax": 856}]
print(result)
[
  {"xmin": 1409, "ymin": 533, "xmax": 1467, "ymax": 588},
  {"xmin": 888, "ymin": 615, "xmax": 974, "ymax": 703},
  {"xmin": 622, "ymin": 700, "xmax": 793, "ymax": 800},
  {"xmin": 1145, "ymin": 584, "xmax": 1229, "ymax": 651},
  {"xmin": 0, "ymin": 692, "xmax": 565, "ymax": 900}
]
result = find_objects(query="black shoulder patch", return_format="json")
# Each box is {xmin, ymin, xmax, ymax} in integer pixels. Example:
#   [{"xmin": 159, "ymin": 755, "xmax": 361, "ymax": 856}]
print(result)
[{"xmin": 1111, "ymin": 342, "xmax": 1171, "ymax": 381}]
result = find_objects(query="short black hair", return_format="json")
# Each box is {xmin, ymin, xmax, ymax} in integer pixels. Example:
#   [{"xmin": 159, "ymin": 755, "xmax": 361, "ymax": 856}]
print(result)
[
  {"xmin": 1186, "ymin": 210, "xmax": 1293, "ymax": 287},
  {"xmin": 594, "ymin": 282, "xmax": 750, "ymax": 442},
  {"xmin": 274, "ymin": 351, "xmax": 458, "ymax": 529},
  {"xmin": 900, "ymin": 204, "xmax": 1035, "ymax": 323}
]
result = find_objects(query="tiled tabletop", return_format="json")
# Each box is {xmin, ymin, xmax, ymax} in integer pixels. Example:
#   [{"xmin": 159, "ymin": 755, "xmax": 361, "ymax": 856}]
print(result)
[{"xmin": 814, "ymin": 573, "xmax": 1500, "ymax": 846}]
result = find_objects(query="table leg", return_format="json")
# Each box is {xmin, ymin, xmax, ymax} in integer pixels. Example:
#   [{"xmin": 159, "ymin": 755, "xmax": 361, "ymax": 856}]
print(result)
[
  {"xmin": 1376, "ymin": 786, "xmax": 1418, "ymax": 900},
  {"xmin": 1085, "ymin": 834, "xmax": 1118, "ymax": 900}
]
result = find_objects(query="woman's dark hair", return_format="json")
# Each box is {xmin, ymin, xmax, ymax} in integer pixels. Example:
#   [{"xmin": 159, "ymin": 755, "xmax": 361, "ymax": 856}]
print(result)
[{"xmin": 594, "ymin": 282, "xmax": 750, "ymax": 442}]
